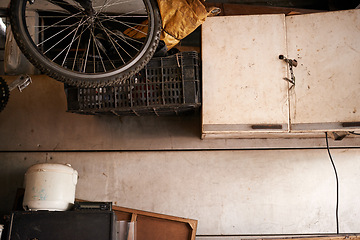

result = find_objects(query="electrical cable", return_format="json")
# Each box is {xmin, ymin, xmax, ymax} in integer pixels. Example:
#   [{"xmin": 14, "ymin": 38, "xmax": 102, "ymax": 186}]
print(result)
[
  {"xmin": 349, "ymin": 131, "xmax": 360, "ymax": 136},
  {"xmin": 325, "ymin": 132, "xmax": 339, "ymax": 234}
]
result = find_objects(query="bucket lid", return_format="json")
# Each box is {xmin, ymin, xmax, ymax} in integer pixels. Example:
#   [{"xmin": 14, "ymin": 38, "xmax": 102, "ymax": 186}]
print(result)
[{"xmin": 25, "ymin": 163, "xmax": 77, "ymax": 175}]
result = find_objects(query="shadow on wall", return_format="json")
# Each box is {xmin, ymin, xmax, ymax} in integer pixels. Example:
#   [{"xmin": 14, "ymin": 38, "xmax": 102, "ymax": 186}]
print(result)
[{"xmin": 0, "ymin": 154, "xmax": 47, "ymax": 213}]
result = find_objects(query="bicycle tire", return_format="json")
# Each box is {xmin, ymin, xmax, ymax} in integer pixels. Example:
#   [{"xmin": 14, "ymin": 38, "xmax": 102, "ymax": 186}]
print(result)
[{"xmin": 10, "ymin": 0, "xmax": 161, "ymax": 87}]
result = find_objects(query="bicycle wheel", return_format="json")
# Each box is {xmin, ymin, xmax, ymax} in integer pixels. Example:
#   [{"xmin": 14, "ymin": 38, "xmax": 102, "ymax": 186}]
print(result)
[{"xmin": 10, "ymin": 0, "xmax": 161, "ymax": 87}]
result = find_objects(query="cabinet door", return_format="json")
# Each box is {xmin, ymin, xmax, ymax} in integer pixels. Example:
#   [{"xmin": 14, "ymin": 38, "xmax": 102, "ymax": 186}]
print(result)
[
  {"xmin": 287, "ymin": 10, "xmax": 360, "ymax": 132},
  {"xmin": 202, "ymin": 14, "xmax": 289, "ymax": 139}
]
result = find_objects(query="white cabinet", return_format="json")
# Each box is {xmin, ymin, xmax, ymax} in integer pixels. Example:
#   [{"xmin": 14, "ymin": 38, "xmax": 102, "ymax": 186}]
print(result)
[
  {"xmin": 202, "ymin": 10, "xmax": 360, "ymax": 139},
  {"xmin": 287, "ymin": 10, "xmax": 360, "ymax": 132}
]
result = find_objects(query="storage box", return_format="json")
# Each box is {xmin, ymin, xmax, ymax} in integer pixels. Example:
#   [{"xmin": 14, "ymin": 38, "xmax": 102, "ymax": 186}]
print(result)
[{"xmin": 66, "ymin": 52, "xmax": 201, "ymax": 116}]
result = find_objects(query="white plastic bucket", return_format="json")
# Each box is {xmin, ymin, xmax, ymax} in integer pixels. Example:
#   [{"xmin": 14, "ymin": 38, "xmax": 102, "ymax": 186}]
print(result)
[{"xmin": 23, "ymin": 163, "xmax": 78, "ymax": 211}]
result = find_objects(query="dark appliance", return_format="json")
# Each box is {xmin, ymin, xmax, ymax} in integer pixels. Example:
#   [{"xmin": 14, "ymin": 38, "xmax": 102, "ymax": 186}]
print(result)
[{"xmin": 6, "ymin": 210, "xmax": 116, "ymax": 240}]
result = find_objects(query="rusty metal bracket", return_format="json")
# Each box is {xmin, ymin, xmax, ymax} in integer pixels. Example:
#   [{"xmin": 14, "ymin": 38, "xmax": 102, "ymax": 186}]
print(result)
[{"xmin": 279, "ymin": 55, "xmax": 297, "ymax": 89}]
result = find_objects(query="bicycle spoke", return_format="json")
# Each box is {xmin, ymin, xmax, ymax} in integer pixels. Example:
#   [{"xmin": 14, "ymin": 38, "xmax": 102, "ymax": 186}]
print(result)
[
  {"xmin": 94, "ymin": 24, "xmax": 144, "ymax": 45},
  {"xmin": 94, "ymin": 0, "xmax": 137, "ymax": 12},
  {"xmin": 34, "ymin": 11, "xmax": 82, "ymax": 35},
  {"xmin": 92, "ymin": 33, "xmax": 96, "ymax": 73},
  {"xmin": 77, "ymin": 24, "xmax": 96, "ymax": 72},
  {"xmin": 83, "ymin": 34, "xmax": 92, "ymax": 72},
  {"xmin": 100, "ymin": 23, "xmax": 142, "ymax": 53},
  {"xmin": 37, "ymin": 19, "xmax": 82, "ymax": 47},
  {"xmin": 96, "ymin": 21, "xmax": 126, "ymax": 64},
  {"xmin": 99, "ymin": 7, "xmax": 146, "ymax": 19},
  {"xmin": 90, "ymin": 30, "xmax": 98, "ymax": 73},
  {"xmin": 90, "ymin": 28, "xmax": 113, "ymax": 72},
  {"xmin": 93, "ymin": 18, "xmax": 144, "ymax": 45},
  {"xmin": 95, "ymin": 0, "xmax": 112, "ymax": 14},
  {"xmin": 72, "ymin": 23, "xmax": 85, "ymax": 71},
  {"xmin": 43, "ymin": 16, "xmax": 89, "ymax": 56},
  {"xmin": 97, "ymin": 15, "xmax": 147, "ymax": 18},
  {"xmin": 97, "ymin": 18, "xmax": 148, "ymax": 28},
  {"xmin": 97, "ymin": 22, "xmax": 136, "ymax": 58},
  {"xmin": 47, "ymin": 0, "xmax": 83, "ymax": 15},
  {"xmin": 35, "ymin": 23, "xmax": 80, "ymax": 27},
  {"xmin": 98, "ymin": 13, "xmax": 148, "ymax": 36},
  {"xmin": 65, "ymin": 23, "xmax": 92, "ymax": 71},
  {"xmin": 50, "ymin": 25, "xmax": 84, "ymax": 61},
  {"xmin": 61, "ymin": 16, "xmax": 85, "ymax": 67}
]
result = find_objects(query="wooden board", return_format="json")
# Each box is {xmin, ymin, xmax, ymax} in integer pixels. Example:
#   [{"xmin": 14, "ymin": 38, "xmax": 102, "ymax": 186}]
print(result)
[
  {"xmin": 74, "ymin": 199, "xmax": 197, "ymax": 239},
  {"xmin": 112, "ymin": 205, "xmax": 197, "ymax": 240}
]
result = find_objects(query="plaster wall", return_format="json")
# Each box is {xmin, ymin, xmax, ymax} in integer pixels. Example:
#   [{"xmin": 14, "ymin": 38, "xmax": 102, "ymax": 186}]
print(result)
[
  {"xmin": 1, "ymin": 149, "xmax": 360, "ymax": 235},
  {"xmin": 0, "ymin": 76, "xmax": 359, "ymax": 237}
]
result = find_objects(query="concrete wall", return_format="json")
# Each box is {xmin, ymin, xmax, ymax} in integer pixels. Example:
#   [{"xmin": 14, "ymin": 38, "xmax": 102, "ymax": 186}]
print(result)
[{"xmin": 1, "ymin": 76, "xmax": 360, "ymax": 237}]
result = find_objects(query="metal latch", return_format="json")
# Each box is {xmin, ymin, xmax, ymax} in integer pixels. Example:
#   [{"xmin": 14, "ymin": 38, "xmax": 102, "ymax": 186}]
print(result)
[
  {"xmin": 8, "ymin": 75, "xmax": 32, "ymax": 92},
  {"xmin": 279, "ymin": 55, "xmax": 297, "ymax": 89}
]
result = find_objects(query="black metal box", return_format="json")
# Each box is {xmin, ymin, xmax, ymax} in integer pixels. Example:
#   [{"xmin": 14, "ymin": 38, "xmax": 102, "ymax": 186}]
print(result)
[{"xmin": 6, "ymin": 211, "xmax": 116, "ymax": 240}]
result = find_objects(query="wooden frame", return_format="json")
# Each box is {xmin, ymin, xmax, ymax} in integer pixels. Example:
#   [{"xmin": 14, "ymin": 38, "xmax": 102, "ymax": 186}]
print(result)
[
  {"xmin": 112, "ymin": 205, "xmax": 197, "ymax": 240},
  {"xmin": 75, "ymin": 199, "xmax": 197, "ymax": 240}
]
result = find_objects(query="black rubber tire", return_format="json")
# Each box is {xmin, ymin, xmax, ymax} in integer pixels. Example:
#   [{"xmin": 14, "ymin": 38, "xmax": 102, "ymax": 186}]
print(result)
[{"xmin": 10, "ymin": 0, "xmax": 161, "ymax": 87}]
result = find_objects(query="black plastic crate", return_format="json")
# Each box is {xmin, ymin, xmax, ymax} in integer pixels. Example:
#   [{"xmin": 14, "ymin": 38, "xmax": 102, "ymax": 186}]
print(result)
[{"xmin": 66, "ymin": 52, "xmax": 201, "ymax": 116}]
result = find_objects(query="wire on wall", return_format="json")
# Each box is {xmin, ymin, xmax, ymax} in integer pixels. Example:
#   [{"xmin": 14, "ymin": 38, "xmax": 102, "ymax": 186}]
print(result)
[{"xmin": 325, "ymin": 132, "xmax": 339, "ymax": 234}]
